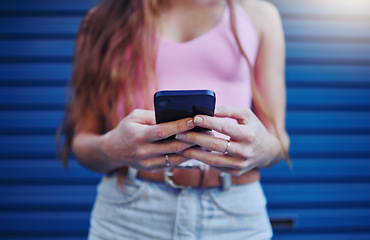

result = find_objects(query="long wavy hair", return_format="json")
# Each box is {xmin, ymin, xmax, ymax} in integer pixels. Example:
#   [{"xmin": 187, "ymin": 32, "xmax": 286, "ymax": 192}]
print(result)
[{"xmin": 57, "ymin": 0, "xmax": 290, "ymax": 177}]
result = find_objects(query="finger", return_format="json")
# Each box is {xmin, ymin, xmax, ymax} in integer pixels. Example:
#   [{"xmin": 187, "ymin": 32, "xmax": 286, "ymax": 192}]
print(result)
[
  {"xmin": 181, "ymin": 148, "xmax": 245, "ymax": 170},
  {"xmin": 192, "ymin": 115, "xmax": 245, "ymax": 141},
  {"xmin": 215, "ymin": 106, "xmax": 253, "ymax": 124},
  {"xmin": 138, "ymin": 153, "xmax": 188, "ymax": 170},
  {"xmin": 139, "ymin": 140, "xmax": 196, "ymax": 157},
  {"xmin": 176, "ymin": 132, "xmax": 235, "ymax": 155},
  {"xmin": 128, "ymin": 109, "xmax": 156, "ymax": 125},
  {"xmin": 146, "ymin": 118, "xmax": 196, "ymax": 141}
]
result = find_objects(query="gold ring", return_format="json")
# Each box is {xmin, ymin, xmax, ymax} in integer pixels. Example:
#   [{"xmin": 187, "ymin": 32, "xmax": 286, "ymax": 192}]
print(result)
[
  {"xmin": 224, "ymin": 140, "xmax": 231, "ymax": 154},
  {"xmin": 165, "ymin": 154, "xmax": 170, "ymax": 166}
]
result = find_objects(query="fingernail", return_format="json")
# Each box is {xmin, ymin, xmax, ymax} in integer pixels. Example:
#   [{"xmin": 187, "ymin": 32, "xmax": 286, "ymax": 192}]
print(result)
[
  {"xmin": 194, "ymin": 116, "xmax": 203, "ymax": 124},
  {"xmin": 175, "ymin": 133, "xmax": 185, "ymax": 140},
  {"xmin": 187, "ymin": 119, "xmax": 195, "ymax": 127}
]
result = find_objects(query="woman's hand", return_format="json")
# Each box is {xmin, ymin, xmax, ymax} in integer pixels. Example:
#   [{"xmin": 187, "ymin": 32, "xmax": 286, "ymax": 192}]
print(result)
[
  {"xmin": 100, "ymin": 109, "xmax": 197, "ymax": 172},
  {"xmin": 175, "ymin": 106, "xmax": 285, "ymax": 176}
]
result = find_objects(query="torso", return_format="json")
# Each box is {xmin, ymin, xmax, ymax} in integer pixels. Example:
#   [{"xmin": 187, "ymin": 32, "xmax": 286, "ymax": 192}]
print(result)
[
  {"xmin": 154, "ymin": 0, "xmax": 261, "ymax": 181},
  {"xmin": 155, "ymin": 0, "xmax": 259, "ymax": 110},
  {"xmin": 159, "ymin": 0, "xmax": 264, "ymax": 43},
  {"xmin": 159, "ymin": 0, "xmax": 227, "ymax": 43}
]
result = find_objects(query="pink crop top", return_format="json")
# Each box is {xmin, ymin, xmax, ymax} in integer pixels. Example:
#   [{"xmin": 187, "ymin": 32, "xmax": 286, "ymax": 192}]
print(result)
[
  {"xmin": 156, "ymin": 3, "xmax": 259, "ymax": 109},
  {"xmin": 118, "ymin": 3, "xmax": 259, "ymax": 119}
]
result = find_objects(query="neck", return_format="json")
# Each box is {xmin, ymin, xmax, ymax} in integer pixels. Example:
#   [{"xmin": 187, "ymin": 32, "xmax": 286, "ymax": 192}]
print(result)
[{"xmin": 164, "ymin": 0, "xmax": 225, "ymax": 8}]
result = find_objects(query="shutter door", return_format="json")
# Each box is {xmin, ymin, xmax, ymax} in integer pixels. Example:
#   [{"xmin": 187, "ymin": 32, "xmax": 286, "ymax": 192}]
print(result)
[
  {"xmin": 264, "ymin": 0, "xmax": 370, "ymax": 239},
  {"xmin": 0, "ymin": 0, "xmax": 369, "ymax": 239}
]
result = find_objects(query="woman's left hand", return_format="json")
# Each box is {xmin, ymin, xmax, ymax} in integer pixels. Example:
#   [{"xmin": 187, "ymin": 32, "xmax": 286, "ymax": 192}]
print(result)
[{"xmin": 176, "ymin": 106, "xmax": 283, "ymax": 176}]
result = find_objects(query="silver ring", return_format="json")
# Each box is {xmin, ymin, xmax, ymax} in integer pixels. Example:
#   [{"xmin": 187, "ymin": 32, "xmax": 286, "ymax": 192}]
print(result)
[
  {"xmin": 165, "ymin": 154, "xmax": 170, "ymax": 167},
  {"xmin": 224, "ymin": 140, "xmax": 231, "ymax": 155}
]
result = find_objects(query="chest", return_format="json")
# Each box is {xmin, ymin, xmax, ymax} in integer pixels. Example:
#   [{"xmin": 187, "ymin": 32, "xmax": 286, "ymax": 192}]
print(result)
[{"xmin": 159, "ymin": 3, "xmax": 226, "ymax": 43}]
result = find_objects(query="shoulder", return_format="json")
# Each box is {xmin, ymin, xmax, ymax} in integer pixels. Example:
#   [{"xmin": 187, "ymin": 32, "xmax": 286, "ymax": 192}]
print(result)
[
  {"xmin": 236, "ymin": 0, "xmax": 283, "ymax": 40},
  {"xmin": 237, "ymin": 0, "xmax": 282, "ymax": 24}
]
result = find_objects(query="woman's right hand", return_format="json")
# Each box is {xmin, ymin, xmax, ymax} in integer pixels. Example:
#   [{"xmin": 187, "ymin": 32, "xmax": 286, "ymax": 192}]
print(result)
[{"xmin": 100, "ymin": 109, "xmax": 197, "ymax": 172}]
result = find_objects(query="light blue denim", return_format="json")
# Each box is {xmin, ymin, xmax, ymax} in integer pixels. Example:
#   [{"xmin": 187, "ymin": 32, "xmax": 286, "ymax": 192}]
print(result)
[{"xmin": 88, "ymin": 171, "xmax": 273, "ymax": 240}]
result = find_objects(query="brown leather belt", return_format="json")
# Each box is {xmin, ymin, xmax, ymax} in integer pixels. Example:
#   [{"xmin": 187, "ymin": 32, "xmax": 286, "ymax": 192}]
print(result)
[{"xmin": 138, "ymin": 167, "xmax": 259, "ymax": 190}]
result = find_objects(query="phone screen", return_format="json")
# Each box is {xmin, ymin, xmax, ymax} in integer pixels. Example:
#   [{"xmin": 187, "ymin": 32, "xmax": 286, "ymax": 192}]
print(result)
[{"xmin": 154, "ymin": 90, "xmax": 216, "ymax": 131}]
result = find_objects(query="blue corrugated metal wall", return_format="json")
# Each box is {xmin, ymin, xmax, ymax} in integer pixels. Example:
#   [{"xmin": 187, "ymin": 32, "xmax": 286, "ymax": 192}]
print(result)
[{"xmin": 0, "ymin": 0, "xmax": 369, "ymax": 239}]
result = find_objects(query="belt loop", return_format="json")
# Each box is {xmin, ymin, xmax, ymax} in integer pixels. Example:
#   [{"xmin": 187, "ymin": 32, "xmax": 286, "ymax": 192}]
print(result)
[
  {"xmin": 199, "ymin": 165, "xmax": 210, "ymax": 188},
  {"xmin": 219, "ymin": 172, "xmax": 231, "ymax": 191},
  {"xmin": 126, "ymin": 167, "xmax": 138, "ymax": 182}
]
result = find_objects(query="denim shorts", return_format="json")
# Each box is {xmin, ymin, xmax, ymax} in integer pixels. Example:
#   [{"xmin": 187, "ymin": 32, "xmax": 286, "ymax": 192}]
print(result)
[{"xmin": 88, "ymin": 171, "xmax": 273, "ymax": 240}]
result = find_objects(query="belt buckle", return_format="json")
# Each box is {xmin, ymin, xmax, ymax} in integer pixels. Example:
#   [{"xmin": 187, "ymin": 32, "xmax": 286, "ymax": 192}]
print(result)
[{"xmin": 163, "ymin": 164, "xmax": 199, "ymax": 189}]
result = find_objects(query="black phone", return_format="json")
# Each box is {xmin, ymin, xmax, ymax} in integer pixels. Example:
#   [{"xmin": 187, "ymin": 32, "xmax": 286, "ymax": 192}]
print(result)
[{"xmin": 154, "ymin": 90, "xmax": 216, "ymax": 132}]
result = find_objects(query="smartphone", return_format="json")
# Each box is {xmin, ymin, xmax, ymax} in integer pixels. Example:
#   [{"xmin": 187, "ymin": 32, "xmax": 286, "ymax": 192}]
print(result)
[{"xmin": 154, "ymin": 90, "xmax": 216, "ymax": 132}]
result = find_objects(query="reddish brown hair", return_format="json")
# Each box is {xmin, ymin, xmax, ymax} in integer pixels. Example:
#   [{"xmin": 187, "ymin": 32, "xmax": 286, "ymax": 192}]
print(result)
[
  {"xmin": 57, "ymin": 0, "xmax": 290, "ymax": 173},
  {"xmin": 57, "ymin": 0, "xmax": 163, "ymax": 167},
  {"xmin": 227, "ymin": 0, "xmax": 291, "ymax": 167}
]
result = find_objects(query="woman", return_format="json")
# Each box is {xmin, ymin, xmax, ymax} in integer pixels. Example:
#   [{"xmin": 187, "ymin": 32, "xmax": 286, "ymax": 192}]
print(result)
[{"xmin": 59, "ymin": 0, "xmax": 290, "ymax": 239}]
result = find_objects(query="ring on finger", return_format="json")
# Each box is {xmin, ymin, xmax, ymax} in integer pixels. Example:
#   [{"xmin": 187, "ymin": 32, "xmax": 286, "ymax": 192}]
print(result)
[
  {"xmin": 224, "ymin": 140, "xmax": 231, "ymax": 155},
  {"xmin": 165, "ymin": 154, "xmax": 170, "ymax": 167}
]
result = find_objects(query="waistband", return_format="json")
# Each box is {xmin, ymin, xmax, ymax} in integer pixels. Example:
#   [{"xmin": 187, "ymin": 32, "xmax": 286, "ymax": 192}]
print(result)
[{"xmin": 136, "ymin": 167, "xmax": 260, "ymax": 191}]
